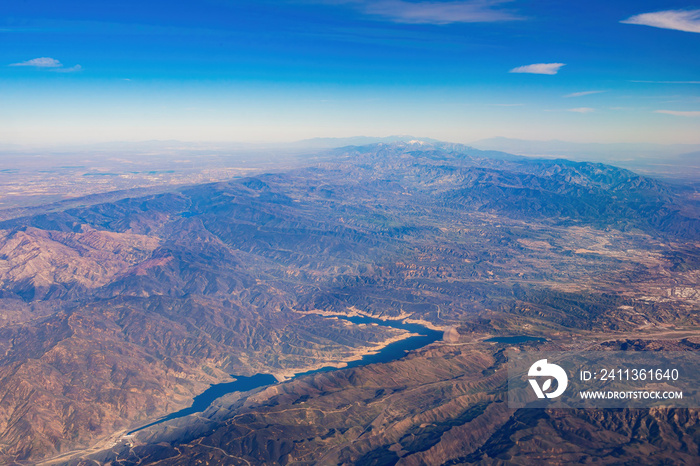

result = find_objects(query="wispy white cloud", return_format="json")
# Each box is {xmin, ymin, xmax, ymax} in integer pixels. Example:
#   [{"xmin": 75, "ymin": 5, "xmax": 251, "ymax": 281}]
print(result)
[
  {"xmin": 491, "ymin": 103, "xmax": 524, "ymax": 107},
  {"xmin": 655, "ymin": 110, "xmax": 700, "ymax": 117},
  {"xmin": 52, "ymin": 64, "xmax": 83, "ymax": 73},
  {"xmin": 9, "ymin": 57, "xmax": 62, "ymax": 67},
  {"xmin": 509, "ymin": 63, "xmax": 565, "ymax": 75},
  {"xmin": 330, "ymin": 0, "xmax": 522, "ymax": 25},
  {"xmin": 567, "ymin": 107, "xmax": 595, "ymax": 113},
  {"xmin": 621, "ymin": 9, "xmax": 700, "ymax": 33},
  {"xmin": 8, "ymin": 57, "xmax": 82, "ymax": 72},
  {"xmin": 564, "ymin": 90, "xmax": 604, "ymax": 98}
]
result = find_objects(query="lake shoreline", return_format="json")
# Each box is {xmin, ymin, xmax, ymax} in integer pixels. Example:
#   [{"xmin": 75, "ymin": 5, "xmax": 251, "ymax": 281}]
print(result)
[{"xmin": 126, "ymin": 314, "xmax": 443, "ymax": 436}]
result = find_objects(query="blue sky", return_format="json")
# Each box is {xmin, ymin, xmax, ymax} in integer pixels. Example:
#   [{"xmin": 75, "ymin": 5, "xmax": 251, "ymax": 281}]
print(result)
[{"xmin": 2, "ymin": 0, "xmax": 699, "ymax": 146}]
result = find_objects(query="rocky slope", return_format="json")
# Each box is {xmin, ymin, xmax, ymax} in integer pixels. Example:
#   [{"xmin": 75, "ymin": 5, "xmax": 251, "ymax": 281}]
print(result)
[{"xmin": 76, "ymin": 339, "xmax": 700, "ymax": 465}]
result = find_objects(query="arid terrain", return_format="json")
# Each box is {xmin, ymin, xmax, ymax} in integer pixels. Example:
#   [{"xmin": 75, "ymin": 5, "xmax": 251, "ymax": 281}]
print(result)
[{"xmin": 0, "ymin": 142, "xmax": 698, "ymax": 465}]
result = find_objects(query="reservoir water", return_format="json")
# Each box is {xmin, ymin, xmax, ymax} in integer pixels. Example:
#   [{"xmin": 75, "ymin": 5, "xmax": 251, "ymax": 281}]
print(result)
[{"xmin": 128, "ymin": 315, "xmax": 442, "ymax": 435}]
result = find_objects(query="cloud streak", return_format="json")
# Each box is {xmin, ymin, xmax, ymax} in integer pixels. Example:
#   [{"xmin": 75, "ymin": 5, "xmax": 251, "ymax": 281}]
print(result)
[
  {"xmin": 8, "ymin": 57, "xmax": 82, "ymax": 72},
  {"xmin": 52, "ymin": 64, "xmax": 83, "ymax": 73},
  {"xmin": 567, "ymin": 107, "xmax": 595, "ymax": 113},
  {"xmin": 9, "ymin": 57, "xmax": 62, "ymax": 67},
  {"xmin": 655, "ymin": 110, "xmax": 700, "ymax": 117},
  {"xmin": 621, "ymin": 9, "xmax": 700, "ymax": 33},
  {"xmin": 509, "ymin": 63, "xmax": 565, "ymax": 75},
  {"xmin": 334, "ymin": 0, "xmax": 522, "ymax": 25},
  {"xmin": 564, "ymin": 90, "xmax": 604, "ymax": 98}
]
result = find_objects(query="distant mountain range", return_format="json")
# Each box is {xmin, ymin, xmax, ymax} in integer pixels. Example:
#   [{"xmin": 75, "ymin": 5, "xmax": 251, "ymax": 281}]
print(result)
[
  {"xmin": 471, "ymin": 136, "xmax": 700, "ymax": 159},
  {"xmin": 292, "ymin": 135, "xmax": 443, "ymax": 148},
  {"xmin": 470, "ymin": 137, "xmax": 700, "ymax": 181},
  {"xmin": 4, "ymin": 135, "xmax": 698, "ymax": 182}
]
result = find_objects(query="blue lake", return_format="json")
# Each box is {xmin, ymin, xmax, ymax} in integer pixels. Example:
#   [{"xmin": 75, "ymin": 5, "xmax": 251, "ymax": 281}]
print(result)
[{"xmin": 128, "ymin": 315, "xmax": 442, "ymax": 435}]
